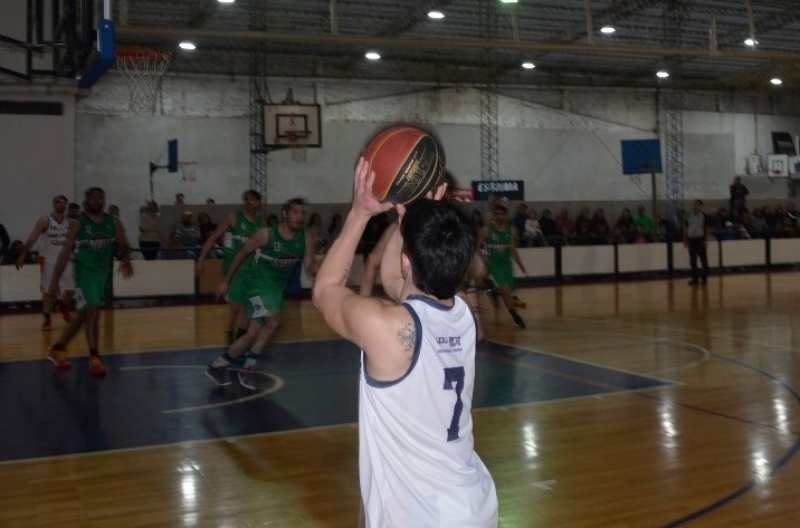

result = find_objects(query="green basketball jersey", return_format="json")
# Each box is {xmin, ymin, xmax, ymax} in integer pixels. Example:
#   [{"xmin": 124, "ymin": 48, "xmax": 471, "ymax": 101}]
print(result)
[
  {"xmin": 486, "ymin": 223, "xmax": 512, "ymax": 268},
  {"xmin": 73, "ymin": 211, "xmax": 116, "ymax": 273},
  {"xmin": 250, "ymin": 225, "xmax": 306, "ymax": 292},
  {"xmin": 222, "ymin": 210, "xmax": 262, "ymax": 274}
]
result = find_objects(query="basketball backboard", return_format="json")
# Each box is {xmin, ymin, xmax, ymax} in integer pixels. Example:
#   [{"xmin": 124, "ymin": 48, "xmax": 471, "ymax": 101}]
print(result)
[
  {"xmin": 264, "ymin": 104, "xmax": 322, "ymax": 148},
  {"xmin": 0, "ymin": 0, "xmax": 113, "ymax": 85}
]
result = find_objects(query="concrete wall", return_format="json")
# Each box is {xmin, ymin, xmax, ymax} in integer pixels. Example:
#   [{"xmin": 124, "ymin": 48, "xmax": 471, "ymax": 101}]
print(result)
[{"xmin": 2, "ymin": 73, "xmax": 800, "ymax": 244}]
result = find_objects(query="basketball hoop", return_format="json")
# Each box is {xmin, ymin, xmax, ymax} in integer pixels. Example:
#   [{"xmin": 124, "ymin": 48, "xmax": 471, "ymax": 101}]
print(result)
[
  {"xmin": 116, "ymin": 48, "xmax": 172, "ymax": 114},
  {"xmin": 286, "ymin": 130, "xmax": 311, "ymax": 163}
]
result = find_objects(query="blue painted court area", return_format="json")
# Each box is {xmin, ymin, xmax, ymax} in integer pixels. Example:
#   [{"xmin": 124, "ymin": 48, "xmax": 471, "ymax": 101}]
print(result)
[{"xmin": 0, "ymin": 340, "xmax": 671, "ymax": 463}]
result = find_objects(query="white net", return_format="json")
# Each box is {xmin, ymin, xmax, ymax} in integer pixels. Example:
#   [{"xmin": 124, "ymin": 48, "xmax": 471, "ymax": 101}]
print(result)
[
  {"xmin": 287, "ymin": 131, "xmax": 310, "ymax": 163},
  {"xmin": 117, "ymin": 49, "xmax": 172, "ymax": 114}
]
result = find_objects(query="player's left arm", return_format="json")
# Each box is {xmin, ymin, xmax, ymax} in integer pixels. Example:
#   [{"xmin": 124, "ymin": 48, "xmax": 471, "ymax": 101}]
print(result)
[
  {"xmin": 511, "ymin": 227, "xmax": 527, "ymax": 275},
  {"xmin": 113, "ymin": 216, "xmax": 134, "ymax": 278}
]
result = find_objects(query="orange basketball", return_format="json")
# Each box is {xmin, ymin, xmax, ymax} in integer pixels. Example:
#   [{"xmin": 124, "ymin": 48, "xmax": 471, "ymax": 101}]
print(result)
[{"xmin": 363, "ymin": 125, "xmax": 445, "ymax": 204}]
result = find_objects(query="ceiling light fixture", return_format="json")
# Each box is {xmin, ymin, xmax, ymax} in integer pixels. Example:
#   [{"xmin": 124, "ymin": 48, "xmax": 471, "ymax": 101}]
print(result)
[
  {"xmin": 500, "ymin": 0, "xmax": 519, "ymax": 4},
  {"xmin": 179, "ymin": 41, "xmax": 196, "ymax": 50},
  {"xmin": 744, "ymin": 38, "xmax": 758, "ymax": 47},
  {"xmin": 217, "ymin": 0, "xmax": 235, "ymax": 3},
  {"xmin": 521, "ymin": 62, "xmax": 535, "ymax": 70},
  {"xmin": 600, "ymin": 26, "xmax": 616, "ymax": 34},
  {"xmin": 656, "ymin": 70, "xmax": 670, "ymax": 79},
  {"xmin": 428, "ymin": 10, "xmax": 445, "ymax": 19},
  {"xmin": 365, "ymin": 51, "xmax": 381, "ymax": 60},
  {"xmin": 771, "ymin": 78, "xmax": 783, "ymax": 86}
]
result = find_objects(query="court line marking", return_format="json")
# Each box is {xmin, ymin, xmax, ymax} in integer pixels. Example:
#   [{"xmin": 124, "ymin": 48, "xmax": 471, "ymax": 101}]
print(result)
[{"xmin": 118, "ymin": 365, "xmax": 285, "ymax": 413}]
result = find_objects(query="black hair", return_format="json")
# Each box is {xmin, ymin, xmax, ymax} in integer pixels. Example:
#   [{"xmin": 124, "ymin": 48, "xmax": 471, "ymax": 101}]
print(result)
[
  {"xmin": 400, "ymin": 199, "xmax": 476, "ymax": 299},
  {"xmin": 243, "ymin": 189, "xmax": 262, "ymax": 202},
  {"xmin": 282, "ymin": 197, "xmax": 307, "ymax": 215},
  {"xmin": 84, "ymin": 187, "xmax": 105, "ymax": 198}
]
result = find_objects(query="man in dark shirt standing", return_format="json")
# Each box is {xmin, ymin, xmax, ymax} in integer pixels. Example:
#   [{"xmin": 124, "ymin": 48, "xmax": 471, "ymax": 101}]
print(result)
[{"xmin": 684, "ymin": 200, "xmax": 711, "ymax": 285}]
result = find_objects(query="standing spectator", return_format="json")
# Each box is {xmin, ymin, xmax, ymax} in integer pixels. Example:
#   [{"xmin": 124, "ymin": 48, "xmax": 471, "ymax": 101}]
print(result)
[
  {"xmin": 684, "ymin": 199, "xmax": 712, "ymax": 286},
  {"xmin": 171, "ymin": 210, "xmax": 201, "ymax": 257},
  {"xmin": 138, "ymin": 201, "xmax": 161, "ymax": 261},
  {"xmin": 729, "ymin": 176, "xmax": 749, "ymax": 215}
]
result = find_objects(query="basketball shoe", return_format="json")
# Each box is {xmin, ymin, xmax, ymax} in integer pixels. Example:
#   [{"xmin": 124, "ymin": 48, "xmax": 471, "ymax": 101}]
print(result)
[
  {"xmin": 512, "ymin": 313, "xmax": 526, "ymax": 329},
  {"xmin": 88, "ymin": 355, "xmax": 106, "ymax": 376},
  {"xmin": 238, "ymin": 366, "xmax": 259, "ymax": 390},
  {"xmin": 47, "ymin": 347, "xmax": 70, "ymax": 369},
  {"xmin": 205, "ymin": 365, "xmax": 231, "ymax": 386}
]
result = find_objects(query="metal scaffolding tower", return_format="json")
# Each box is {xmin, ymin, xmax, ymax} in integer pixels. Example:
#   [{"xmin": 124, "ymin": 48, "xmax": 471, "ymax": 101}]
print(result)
[
  {"xmin": 664, "ymin": 93, "xmax": 685, "ymax": 222},
  {"xmin": 479, "ymin": 0, "xmax": 499, "ymax": 182},
  {"xmin": 248, "ymin": 2, "xmax": 270, "ymax": 211},
  {"xmin": 662, "ymin": 0, "xmax": 687, "ymax": 221}
]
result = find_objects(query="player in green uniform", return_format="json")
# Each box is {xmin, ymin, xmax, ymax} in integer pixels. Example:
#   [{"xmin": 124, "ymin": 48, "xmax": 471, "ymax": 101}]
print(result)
[
  {"xmin": 47, "ymin": 187, "xmax": 133, "ymax": 375},
  {"xmin": 206, "ymin": 198, "xmax": 320, "ymax": 389},
  {"xmin": 476, "ymin": 203, "xmax": 527, "ymax": 329},
  {"xmin": 196, "ymin": 189, "xmax": 263, "ymax": 344}
]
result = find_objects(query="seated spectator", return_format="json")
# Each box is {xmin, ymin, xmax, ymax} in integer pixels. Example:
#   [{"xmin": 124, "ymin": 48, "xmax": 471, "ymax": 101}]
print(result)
[
  {"xmin": 748, "ymin": 208, "xmax": 768, "ymax": 237},
  {"xmin": 539, "ymin": 209, "xmax": 558, "ymax": 239},
  {"xmin": 161, "ymin": 233, "xmax": 197, "ymax": 260},
  {"xmin": 634, "ymin": 226, "xmax": 649, "ymax": 244},
  {"xmin": 609, "ymin": 227, "xmax": 627, "ymax": 245},
  {"xmin": 591, "ymin": 208, "xmax": 611, "ymax": 238},
  {"xmin": 327, "ymin": 213, "xmax": 343, "ymax": 243},
  {"xmin": 616, "ymin": 209, "xmax": 636, "ymax": 242},
  {"xmin": 171, "ymin": 210, "xmax": 201, "ymax": 255},
  {"xmin": 524, "ymin": 211, "xmax": 547, "ymax": 247},
  {"xmin": 197, "ymin": 212, "xmax": 217, "ymax": 245},
  {"xmin": 574, "ymin": 207, "xmax": 593, "ymax": 238},
  {"xmin": 556, "ymin": 208, "xmax": 575, "ymax": 237},
  {"xmin": 513, "ymin": 204, "xmax": 530, "ymax": 247},
  {"xmin": 633, "ymin": 206, "xmax": 655, "ymax": 239}
]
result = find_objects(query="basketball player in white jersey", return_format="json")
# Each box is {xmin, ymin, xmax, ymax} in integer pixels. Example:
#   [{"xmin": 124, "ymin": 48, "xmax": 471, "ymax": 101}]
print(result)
[
  {"xmin": 314, "ymin": 158, "xmax": 498, "ymax": 527},
  {"xmin": 16, "ymin": 194, "xmax": 75, "ymax": 330}
]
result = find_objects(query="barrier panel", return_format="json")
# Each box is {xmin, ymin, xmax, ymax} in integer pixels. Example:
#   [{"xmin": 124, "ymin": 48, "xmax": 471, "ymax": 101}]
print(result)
[{"xmin": 4, "ymin": 239, "xmax": 800, "ymax": 304}]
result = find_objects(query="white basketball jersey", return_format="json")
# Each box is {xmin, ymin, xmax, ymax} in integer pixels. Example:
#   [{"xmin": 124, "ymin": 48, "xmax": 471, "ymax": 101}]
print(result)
[
  {"xmin": 40, "ymin": 215, "xmax": 69, "ymax": 261},
  {"xmin": 359, "ymin": 295, "xmax": 498, "ymax": 528}
]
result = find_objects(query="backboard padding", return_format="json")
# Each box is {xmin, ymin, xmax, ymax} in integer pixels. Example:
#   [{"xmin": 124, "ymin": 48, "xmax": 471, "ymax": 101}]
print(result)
[{"xmin": 264, "ymin": 104, "xmax": 322, "ymax": 148}]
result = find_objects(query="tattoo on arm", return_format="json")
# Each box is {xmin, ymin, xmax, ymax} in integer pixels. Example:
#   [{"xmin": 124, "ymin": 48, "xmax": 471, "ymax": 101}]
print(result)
[
  {"xmin": 397, "ymin": 323, "xmax": 416, "ymax": 353},
  {"xmin": 339, "ymin": 262, "xmax": 351, "ymax": 285}
]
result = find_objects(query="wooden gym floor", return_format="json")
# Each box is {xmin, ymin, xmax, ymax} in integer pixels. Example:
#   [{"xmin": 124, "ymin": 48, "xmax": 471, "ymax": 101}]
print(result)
[{"xmin": 1, "ymin": 272, "xmax": 799, "ymax": 527}]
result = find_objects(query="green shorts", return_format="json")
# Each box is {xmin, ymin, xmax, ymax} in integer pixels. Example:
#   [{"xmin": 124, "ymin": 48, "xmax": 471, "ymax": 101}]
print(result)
[
  {"xmin": 488, "ymin": 261, "xmax": 515, "ymax": 291},
  {"xmin": 227, "ymin": 272, "xmax": 249, "ymax": 305},
  {"xmin": 246, "ymin": 289, "xmax": 284, "ymax": 322},
  {"xmin": 74, "ymin": 267, "xmax": 109, "ymax": 310}
]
